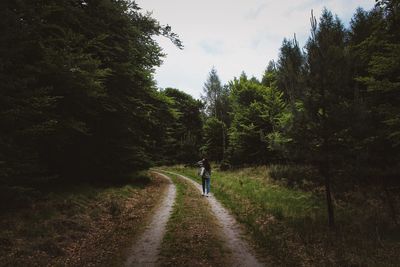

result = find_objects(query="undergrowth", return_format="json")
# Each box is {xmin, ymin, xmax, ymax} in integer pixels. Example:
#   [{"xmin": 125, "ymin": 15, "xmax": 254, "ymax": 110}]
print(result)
[
  {"xmin": 0, "ymin": 173, "xmax": 165, "ymax": 266},
  {"xmin": 163, "ymin": 165, "xmax": 400, "ymax": 266}
]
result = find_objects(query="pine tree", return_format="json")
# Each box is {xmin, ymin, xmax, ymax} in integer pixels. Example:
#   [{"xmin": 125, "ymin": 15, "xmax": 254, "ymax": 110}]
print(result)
[
  {"xmin": 302, "ymin": 9, "xmax": 352, "ymax": 228},
  {"xmin": 261, "ymin": 60, "xmax": 278, "ymax": 88},
  {"xmin": 201, "ymin": 67, "xmax": 230, "ymax": 160},
  {"xmin": 276, "ymin": 36, "xmax": 305, "ymax": 105}
]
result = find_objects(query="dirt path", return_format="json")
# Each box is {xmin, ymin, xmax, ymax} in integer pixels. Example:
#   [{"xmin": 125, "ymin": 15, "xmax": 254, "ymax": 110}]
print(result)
[
  {"xmin": 158, "ymin": 174, "xmax": 230, "ymax": 266},
  {"xmin": 125, "ymin": 172, "xmax": 176, "ymax": 267},
  {"xmin": 162, "ymin": 171, "xmax": 264, "ymax": 267}
]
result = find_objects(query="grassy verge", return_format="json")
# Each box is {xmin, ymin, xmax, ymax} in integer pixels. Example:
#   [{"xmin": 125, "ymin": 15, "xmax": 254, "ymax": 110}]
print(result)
[
  {"xmin": 159, "ymin": 173, "xmax": 229, "ymax": 266},
  {"xmin": 162, "ymin": 165, "xmax": 400, "ymax": 266},
  {"xmin": 0, "ymin": 172, "xmax": 167, "ymax": 266}
]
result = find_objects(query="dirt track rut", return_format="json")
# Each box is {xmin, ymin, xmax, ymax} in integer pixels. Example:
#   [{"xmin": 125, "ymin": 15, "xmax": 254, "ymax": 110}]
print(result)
[
  {"xmin": 125, "ymin": 172, "xmax": 176, "ymax": 267},
  {"xmin": 163, "ymin": 171, "xmax": 264, "ymax": 267}
]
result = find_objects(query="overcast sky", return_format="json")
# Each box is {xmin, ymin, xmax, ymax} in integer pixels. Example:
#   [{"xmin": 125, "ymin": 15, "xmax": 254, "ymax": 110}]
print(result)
[{"xmin": 135, "ymin": 0, "xmax": 375, "ymax": 99}]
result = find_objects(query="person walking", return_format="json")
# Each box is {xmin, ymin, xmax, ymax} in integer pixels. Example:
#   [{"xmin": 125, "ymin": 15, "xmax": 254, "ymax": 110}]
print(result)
[{"xmin": 199, "ymin": 158, "xmax": 211, "ymax": 197}]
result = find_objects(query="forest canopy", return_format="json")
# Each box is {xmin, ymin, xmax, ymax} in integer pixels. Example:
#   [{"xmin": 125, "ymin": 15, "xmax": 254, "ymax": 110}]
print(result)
[{"xmin": 0, "ymin": 0, "xmax": 182, "ymax": 184}]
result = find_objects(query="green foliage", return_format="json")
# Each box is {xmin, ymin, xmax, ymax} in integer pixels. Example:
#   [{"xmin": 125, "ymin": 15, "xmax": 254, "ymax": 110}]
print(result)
[
  {"xmin": 228, "ymin": 75, "xmax": 289, "ymax": 164},
  {"xmin": 363, "ymin": 3, "xmax": 400, "ymax": 150},
  {"xmin": 282, "ymin": 8, "xmax": 354, "ymax": 170},
  {"xmin": 200, "ymin": 68, "xmax": 230, "ymax": 161},
  {"xmin": 201, "ymin": 67, "xmax": 224, "ymax": 118},
  {"xmin": 166, "ymin": 166, "xmax": 400, "ymax": 266},
  {"xmin": 261, "ymin": 60, "xmax": 278, "ymax": 87},
  {"xmin": 0, "ymin": 0, "xmax": 180, "ymax": 184},
  {"xmin": 161, "ymin": 88, "xmax": 203, "ymax": 163},
  {"xmin": 276, "ymin": 37, "xmax": 305, "ymax": 104},
  {"xmin": 201, "ymin": 117, "xmax": 226, "ymax": 161},
  {"xmin": 349, "ymin": 1, "xmax": 400, "ymax": 174}
]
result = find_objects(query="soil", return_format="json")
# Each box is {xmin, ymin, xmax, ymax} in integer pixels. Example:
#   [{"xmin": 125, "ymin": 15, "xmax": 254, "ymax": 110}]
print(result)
[
  {"xmin": 125, "ymin": 172, "xmax": 176, "ymax": 267},
  {"xmin": 158, "ymin": 173, "xmax": 230, "ymax": 267},
  {"xmin": 163, "ymin": 171, "xmax": 265, "ymax": 267}
]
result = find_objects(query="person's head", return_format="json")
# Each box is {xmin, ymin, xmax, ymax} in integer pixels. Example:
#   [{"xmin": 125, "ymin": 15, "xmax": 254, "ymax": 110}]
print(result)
[{"xmin": 203, "ymin": 158, "xmax": 211, "ymax": 172}]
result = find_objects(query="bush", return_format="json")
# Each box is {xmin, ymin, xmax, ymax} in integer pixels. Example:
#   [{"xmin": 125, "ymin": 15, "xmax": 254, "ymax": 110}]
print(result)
[
  {"xmin": 267, "ymin": 164, "xmax": 319, "ymax": 188},
  {"xmin": 219, "ymin": 160, "xmax": 231, "ymax": 171}
]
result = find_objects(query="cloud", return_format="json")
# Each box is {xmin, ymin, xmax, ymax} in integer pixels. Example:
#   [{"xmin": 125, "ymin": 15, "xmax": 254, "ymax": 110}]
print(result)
[
  {"xmin": 199, "ymin": 40, "xmax": 224, "ymax": 55},
  {"xmin": 245, "ymin": 3, "xmax": 268, "ymax": 20},
  {"xmin": 135, "ymin": 0, "xmax": 375, "ymax": 99}
]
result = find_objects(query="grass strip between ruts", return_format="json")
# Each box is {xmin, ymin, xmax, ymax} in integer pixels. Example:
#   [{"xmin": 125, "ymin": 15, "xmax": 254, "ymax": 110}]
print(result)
[{"xmin": 159, "ymin": 172, "xmax": 230, "ymax": 266}]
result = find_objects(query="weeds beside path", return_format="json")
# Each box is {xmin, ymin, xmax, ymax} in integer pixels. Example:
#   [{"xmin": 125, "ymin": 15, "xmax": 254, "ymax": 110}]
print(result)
[{"xmin": 163, "ymin": 165, "xmax": 400, "ymax": 266}]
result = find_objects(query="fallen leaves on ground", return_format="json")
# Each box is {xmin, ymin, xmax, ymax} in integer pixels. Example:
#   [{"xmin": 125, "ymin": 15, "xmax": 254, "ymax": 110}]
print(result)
[{"xmin": 0, "ymin": 173, "xmax": 167, "ymax": 266}]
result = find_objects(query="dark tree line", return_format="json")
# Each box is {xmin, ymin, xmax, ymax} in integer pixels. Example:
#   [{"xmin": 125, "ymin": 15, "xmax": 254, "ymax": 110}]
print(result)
[
  {"xmin": 200, "ymin": 1, "xmax": 400, "ymax": 227},
  {"xmin": 160, "ymin": 88, "xmax": 203, "ymax": 164},
  {"xmin": 0, "ymin": 0, "xmax": 191, "ymax": 186}
]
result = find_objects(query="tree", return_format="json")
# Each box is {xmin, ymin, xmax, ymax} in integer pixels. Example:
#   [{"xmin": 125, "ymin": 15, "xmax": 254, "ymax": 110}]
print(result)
[
  {"xmin": 276, "ymin": 36, "xmax": 306, "ymax": 105},
  {"xmin": 358, "ymin": 0, "xmax": 400, "ymax": 151},
  {"xmin": 201, "ymin": 117, "xmax": 226, "ymax": 161},
  {"xmin": 202, "ymin": 67, "xmax": 223, "ymax": 117},
  {"xmin": 346, "ymin": 7, "xmax": 383, "ymax": 176},
  {"xmin": 228, "ymin": 75, "xmax": 288, "ymax": 165},
  {"xmin": 301, "ymin": 9, "xmax": 352, "ymax": 228},
  {"xmin": 261, "ymin": 60, "xmax": 278, "ymax": 88},
  {"xmin": 348, "ymin": 2, "xmax": 400, "ymax": 172},
  {"xmin": 349, "ymin": 0, "xmax": 400, "ymax": 224},
  {"xmin": 0, "ymin": 0, "xmax": 181, "ymax": 184},
  {"xmin": 161, "ymin": 88, "xmax": 203, "ymax": 163},
  {"xmin": 201, "ymin": 67, "xmax": 230, "ymax": 160}
]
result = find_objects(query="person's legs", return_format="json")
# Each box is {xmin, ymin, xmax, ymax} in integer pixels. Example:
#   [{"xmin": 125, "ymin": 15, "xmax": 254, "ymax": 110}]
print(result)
[
  {"xmin": 202, "ymin": 177, "xmax": 206, "ymax": 195},
  {"xmin": 206, "ymin": 178, "xmax": 210, "ymax": 195}
]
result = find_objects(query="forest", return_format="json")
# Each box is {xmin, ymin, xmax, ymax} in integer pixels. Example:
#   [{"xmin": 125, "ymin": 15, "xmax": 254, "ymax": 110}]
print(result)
[
  {"xmin": 0, "ymin": 0, "xmax": 399, "ymax": 265},
  {"xmin": 198, "ymin": 3, "xmax": 400, "ymax": 227}
]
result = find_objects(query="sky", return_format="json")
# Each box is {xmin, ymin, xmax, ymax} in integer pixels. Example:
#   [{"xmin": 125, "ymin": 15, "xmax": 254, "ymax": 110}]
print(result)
[{"xmin": 135, "ymin": 0, "xmax": 376, "ymax": 99}]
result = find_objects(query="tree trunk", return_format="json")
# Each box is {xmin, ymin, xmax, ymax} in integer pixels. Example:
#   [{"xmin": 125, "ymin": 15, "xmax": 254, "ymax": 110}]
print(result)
[
  {"xmin": 325, "ymin": 174, "xmax": 335, "ymax": 228},
  {"xmin": 222, "ymin": 123, "xmax": 225, "ymax": 160},
  {"xmin": 322, "ymin": 164, "xmax": 335, "ymax": 229},
  {"xmin": 383, "ymin": 183, "xmax": 399, "ymax": 226}
]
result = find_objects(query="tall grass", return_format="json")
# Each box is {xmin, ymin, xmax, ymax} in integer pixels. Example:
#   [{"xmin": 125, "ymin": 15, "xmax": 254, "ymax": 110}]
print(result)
[{"xmin": 164, "ymin": 165, "xmax": 400, "ymax": 266}]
